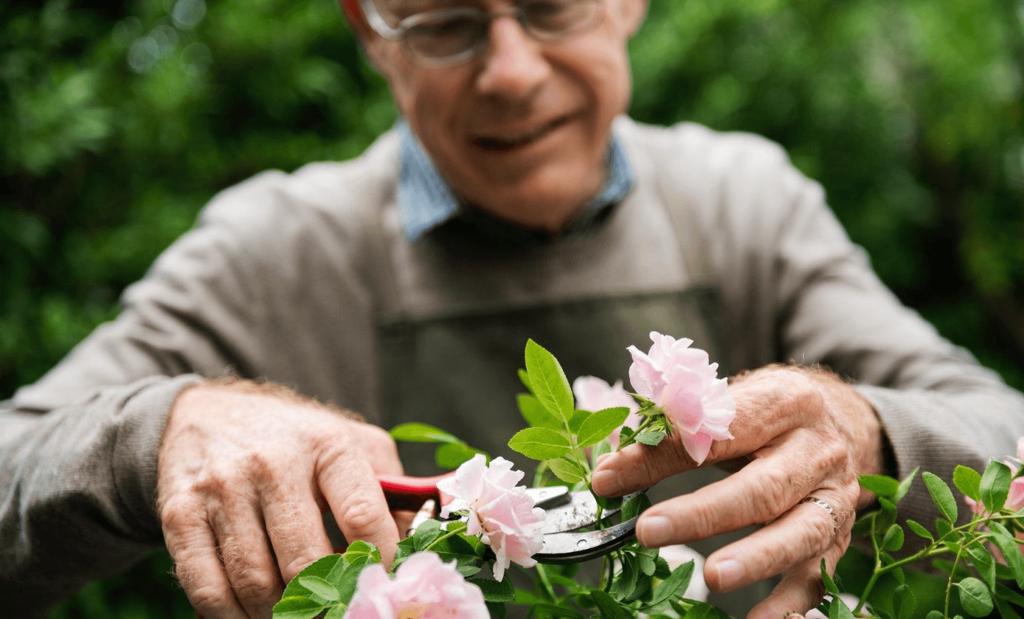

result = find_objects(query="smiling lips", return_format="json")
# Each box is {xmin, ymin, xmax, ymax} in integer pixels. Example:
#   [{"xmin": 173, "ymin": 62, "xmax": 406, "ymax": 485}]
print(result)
[{"xmin": 472, "ymin": 114, "xmax": 577, "ymax": 151}]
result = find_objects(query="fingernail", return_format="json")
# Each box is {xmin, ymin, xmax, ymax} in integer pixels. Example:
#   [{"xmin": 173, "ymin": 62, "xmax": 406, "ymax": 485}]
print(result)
[
  {"xmin": 714, "ymin": 559, "xmax": 745, "ymax": 590},
  {"xmin": 591, "ymin": 469, "xmax": 622, "ymax": 496},
  {"xmin": 639, "ymin": 516, "xmax": 674, "ymax": 546}
]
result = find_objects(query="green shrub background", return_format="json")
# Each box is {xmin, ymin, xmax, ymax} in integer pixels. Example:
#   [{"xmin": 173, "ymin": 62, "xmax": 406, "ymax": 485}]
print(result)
[{"xmin": 1, "ymin": 0, "xmax": 1022, "ymax": 616}]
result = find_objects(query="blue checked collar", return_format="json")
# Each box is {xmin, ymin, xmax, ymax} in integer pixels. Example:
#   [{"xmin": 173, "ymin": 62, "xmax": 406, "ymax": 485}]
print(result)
[{"xmin": 397, "ymin": 120, "xmax": 634, "ymax": 243}]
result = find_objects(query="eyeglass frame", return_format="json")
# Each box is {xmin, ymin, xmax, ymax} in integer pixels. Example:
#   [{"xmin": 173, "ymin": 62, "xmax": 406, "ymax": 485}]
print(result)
[{"xmin": 356, "ymin": 0, "xmax": 604, "ymax": 67}]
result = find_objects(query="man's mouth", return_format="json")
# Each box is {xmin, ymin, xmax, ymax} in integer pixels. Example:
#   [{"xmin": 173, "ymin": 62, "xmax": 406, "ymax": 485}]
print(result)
[{"xmin": 472, "ymin": 115, "xmax": 575, "ymax": 152}]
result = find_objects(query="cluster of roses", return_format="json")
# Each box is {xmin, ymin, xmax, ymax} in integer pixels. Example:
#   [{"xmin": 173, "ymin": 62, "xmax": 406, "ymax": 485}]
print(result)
[{"xmin": 338, "ymin": 332, "xmax": 734, "ymax": 618}]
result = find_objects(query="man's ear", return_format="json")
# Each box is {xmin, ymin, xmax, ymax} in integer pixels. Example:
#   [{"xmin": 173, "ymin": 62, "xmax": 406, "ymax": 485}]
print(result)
[
  {"xmin": 340, "ymin": 0, "xmax": 372, "ymax": 41},
  {"xmin": 339, "ymin": 0, "xmax": 391, "ymax": 73},
  {"xmin": 618, "ymin": 0, "xmax": 648, "ymax": 38}
]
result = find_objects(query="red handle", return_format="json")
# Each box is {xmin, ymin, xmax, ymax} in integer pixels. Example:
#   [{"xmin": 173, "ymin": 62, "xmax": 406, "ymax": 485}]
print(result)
[{"xmin": 378, "ymin": 472, "xmax": 455, "ymax": 512}]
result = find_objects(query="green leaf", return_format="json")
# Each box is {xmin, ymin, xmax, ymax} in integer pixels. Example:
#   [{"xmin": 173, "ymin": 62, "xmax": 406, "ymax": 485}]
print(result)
[
  {"xmin": 324, "ymin": 605, "xmax": 346, "ymax": 619},
  {"xmin": 343, "ymin": 541, "xmax": 380, "ymax": 565},
  {"xmin": 820, "ymin": 558, "xmax": 840, "ymax": 595},
  {"xmin": 679, "ymin": 601, "xmax": 734, "ymax": 619},
  {"xmin": 906, "ymin": 519, "xmax": 934, "ymax": 541},
  {"xmin": 591, "ymin": 590, "xmax": 632, "ymax": 619},
  {"xmin": 936, "ymin": 517, "xmax": 953, "ymax": 539},
  {"xmin": 893, "ymin": 584, "xmax": 916, "ymax": 619},
  {"xmin": 272, "ymin": 596, "xmax": 327, "ymax": 619},
  {"xmin": 518, "ymin": 368, "xmax": 533, "ymax": 394},
  {"xmin": 957, "ymin": 577, "xmax": 994, "ymax": 617},
  {"xmin": 296, "ymin": 576, "xmax": 339, "ymax": 602},
  {"xmin": 989, "ymin": 521, "xmax": 1024, "ymax": 588},
  {"xmin": 653, "ymin": 556, "xmax": 671, "ymax": 579},
  {"xmin": 882, "ymin": 524, "xmax": 905, "ymax": 552},
  {"xmin": 435, "ymin": 442, "xmax": 485, "ymax": 469},
  {"xmin": 577, "ymin": 407, "xmax": 631, "ymax": 447},
  {"xmin": 412, "ymin": 519, "xmax": 442, "ymax": 550},
  {"xmin": 508, "ymin": 427, "xmax": 572, "ymax": 460},
  {"xmin": 637, "ymin": 547, "xmax": 658, "ymax": 576},
  {"xmin": 996, "ymin": 595, "xmax": 1024, "ymax": 619},
  {"xmin": 954, "ymin": 465, "xmax": 983, "ymax": 502},
  {"xmin": 641, "ymin": 560, "xmax": 694, "ymax": 610},
  {"xmin": 895, "ymin": 467, "xmax": 919, "ymax": 502},
  {"xmin": 859, "ymin": 474, "xmax": 901, "ymax": 497},
  {"xmin": 923, "ymin": 471, "xmax": 959, "ymax": 523},
  {"xmin": 389, "ymin": 422, "xmax": 461, "ymax": 444},
  {"xmin": 925, "ymin": 612, "xmax": 945, "ymax": 619},
  {"xmin": 524, "ymin": 339, "xmax": 575, "ymax": 423},
  {"xmin": 636, "ymin": 430, "xmax": 667, "ymax": 446},
  {"xmin": 851, "ymin": 512, "xmax": 875, "ymax": 537},
  {"xmin": 517, "ymin": 393, "xmax": 560, "ymax": 429},
  {"xmin": 622, "ymin": 492, "xmax": 652, "ymax": 521},
  {"xmin": 281, "ymin": 554, "xmax": 344, "ymax": 599},
  {"xmin": 568, "ymin": 409, "xmax": 591, "ymax": 433},
  {"xmin": 468, "ymin": 576, "xmax": 515, "ymax": 602},
  {"xmin": 611, "ymin": 553, "xmax": 638, "ymax": 600},
  {"xmin": 828, "ymin": 595, "xmax": 855, "ymax": 619},
  {"xmin": 981, "ymin": 460, "xmax": 1012, "ymax": 513},
  {"xmin": 546, "ymin": 457, "xmax": 586, "ymax": 484},
  {"xmin": 966, "ymin": 541, "xmax": 997, "ymax": 591},
  {"xmin": 996, "ymin": 582, "xmax": 1024, "ymax": 607}
]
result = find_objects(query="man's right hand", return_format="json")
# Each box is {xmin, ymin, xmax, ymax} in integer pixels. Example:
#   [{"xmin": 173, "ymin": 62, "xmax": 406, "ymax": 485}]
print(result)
[{"xmin": 156, "ymin": 379, "xmax": 403, "ymax": 619}]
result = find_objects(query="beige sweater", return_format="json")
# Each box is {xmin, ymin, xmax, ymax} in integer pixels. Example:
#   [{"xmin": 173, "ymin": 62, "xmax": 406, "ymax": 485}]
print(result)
[{"xmin": 3, "ymin": 118, "xmax": 1022, "ymax": 615}]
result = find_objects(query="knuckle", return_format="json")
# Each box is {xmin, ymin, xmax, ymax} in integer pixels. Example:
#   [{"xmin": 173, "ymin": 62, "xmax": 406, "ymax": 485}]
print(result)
[
  {"xmin": 232, "ymin": 570, "xmax": 280, "ymax": 604},
  {"xmin": 338, "ymin": 496, "xmax": 386, "ymax": 536},
  {"xmin": 758, "ymin": 468, "xmax": 797, "ymax": 519},
  {"xmin": 160, "ymin": 498, "xmax": 200, "ymax": 533},
  {"xmin": 188, "ymin": 584, "xmax": 236, "ymax": 612}
]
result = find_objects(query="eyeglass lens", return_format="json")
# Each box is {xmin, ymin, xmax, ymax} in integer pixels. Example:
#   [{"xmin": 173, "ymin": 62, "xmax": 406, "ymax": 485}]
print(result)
[{"xmin": 403, "ymin": 0, "xmax": 598, "ymax": 61}]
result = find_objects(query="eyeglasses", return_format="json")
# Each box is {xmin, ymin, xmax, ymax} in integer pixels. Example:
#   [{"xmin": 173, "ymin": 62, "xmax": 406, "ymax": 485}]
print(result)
[{"xmin": 358, "ymin": 0, "xmax": 603, "ymax": 66}]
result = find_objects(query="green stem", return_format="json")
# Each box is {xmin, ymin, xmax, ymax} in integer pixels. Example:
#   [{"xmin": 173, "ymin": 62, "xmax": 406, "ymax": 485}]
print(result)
[
  {"xmin": 424, "ymin": 522, "xmax": 469, "ymax": 551},
  {"xmin": 615, "ymin": 415, "xmax": 659, "ymax": 452},
  {"xmin": 944, "ymin": 538, "xmax": 968, "ymax": 618},
  {"xmin": 854, "ymin": 513, "xmax": 883, "ymax": 614},
  {"xmin": 536, "ymin": 563, "xmax": 557, "ymax": 602}
]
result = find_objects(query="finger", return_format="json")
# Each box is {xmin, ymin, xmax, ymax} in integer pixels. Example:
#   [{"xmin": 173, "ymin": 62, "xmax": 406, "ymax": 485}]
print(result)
[
  {"xmin": 210, "ymin": 496, "xmax": 284, "ymax": 618},
  {"xmin": 357, "ymin": 423, "xmax": 405, "ymax": 476},
  {"xmin": 592, "ymin": 371, "xmax": 830, "ymax": 496},
  {"xmin": 261, "ymin": 481, "xmax": 334, "ymax": 583},
  {"xmin": 745, "ymin": 540, "xmax": 848, "ymax": 619},
  {"xmin": 163, "ymin": 502, "xmax": 248, "ymax": 619},
  {"xmin": 702, "ymin": 492, "xmax": 850, "ymax": 592},
  {"xmin": 317, "ymin": 440, "xmax": 401, "ymax": 566}
]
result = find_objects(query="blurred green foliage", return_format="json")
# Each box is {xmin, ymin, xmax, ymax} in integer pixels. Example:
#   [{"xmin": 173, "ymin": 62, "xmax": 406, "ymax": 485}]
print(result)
[{"xmin": 0, "ymin": 0, "xmax": 1021, "ymax": 616}]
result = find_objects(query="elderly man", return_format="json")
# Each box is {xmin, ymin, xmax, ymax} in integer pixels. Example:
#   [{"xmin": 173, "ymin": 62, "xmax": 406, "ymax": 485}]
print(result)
[{"xmin": 2, "ymin": 0, "xmax": 1022, "ymax": 618}]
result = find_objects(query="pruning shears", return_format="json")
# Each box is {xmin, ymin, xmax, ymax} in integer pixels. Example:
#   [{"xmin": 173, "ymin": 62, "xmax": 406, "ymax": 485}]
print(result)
[{"xmin": 379, "ymin": 474, "xmax": 642, "ymax": 564}]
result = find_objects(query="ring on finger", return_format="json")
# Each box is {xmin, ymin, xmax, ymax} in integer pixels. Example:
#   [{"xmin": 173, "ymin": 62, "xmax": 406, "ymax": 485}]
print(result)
[{"xmin": 801, "ymin": 496, "xmax": 839, "ymax": 536}]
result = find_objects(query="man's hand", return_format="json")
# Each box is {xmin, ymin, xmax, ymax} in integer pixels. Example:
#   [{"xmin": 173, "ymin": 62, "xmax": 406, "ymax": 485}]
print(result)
[
  {"xmin": 156, "ymin": 379, "xmax": 403, "ymax": 619},
  {"xmin": 591, "ymin": 365, "xmax": 885, "ymax": 619}
]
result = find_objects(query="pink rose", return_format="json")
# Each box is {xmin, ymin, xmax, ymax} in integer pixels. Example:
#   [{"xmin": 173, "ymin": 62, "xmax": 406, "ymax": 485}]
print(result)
[
  {"xmin": 627, "ymin": 331, "xmax": 735, "ymax": 465},
  {"xmin": 436, "ymin": 455, "xmax": 545, "ymax": 581},
  {"xmin": 573, "ymin": 376, "xmax": 643, "ymax": 447},
  {"xmin": 346, "ymin": 552, "xmax": 488, "ymax": 619}
]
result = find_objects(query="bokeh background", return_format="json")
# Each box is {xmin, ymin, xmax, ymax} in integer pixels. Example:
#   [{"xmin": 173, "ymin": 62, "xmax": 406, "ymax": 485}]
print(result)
[{"xmin": 1, "ymin": 0, "xmax": 1022, "ymax": 616}]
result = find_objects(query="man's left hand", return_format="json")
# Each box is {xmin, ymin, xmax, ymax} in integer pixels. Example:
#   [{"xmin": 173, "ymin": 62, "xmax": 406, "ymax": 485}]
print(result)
[{"xmin": 591, "ymin": 365, "xmax": 885, "ymax": 619}]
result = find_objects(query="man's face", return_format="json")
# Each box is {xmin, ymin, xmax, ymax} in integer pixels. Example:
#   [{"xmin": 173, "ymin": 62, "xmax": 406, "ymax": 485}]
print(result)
[{"xmin": 365, "ymin": 0, "xmax": 647, "ymax": 231}]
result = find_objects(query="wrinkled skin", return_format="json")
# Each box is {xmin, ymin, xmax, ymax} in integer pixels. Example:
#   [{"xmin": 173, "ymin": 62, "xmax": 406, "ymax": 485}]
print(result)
[
  {"xmin": 592, "ymin": 365, "xmax": 885, "ymax": 619},
  {"xmin": 157, "ymin": 381, "xmax": 404, "ymax": 619}
]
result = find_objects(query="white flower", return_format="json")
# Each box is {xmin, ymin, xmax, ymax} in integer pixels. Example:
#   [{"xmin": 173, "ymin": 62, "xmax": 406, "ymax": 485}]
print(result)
[{"xmin": 436, "ymin": 455, "xmax": 545, "ymax": 581}]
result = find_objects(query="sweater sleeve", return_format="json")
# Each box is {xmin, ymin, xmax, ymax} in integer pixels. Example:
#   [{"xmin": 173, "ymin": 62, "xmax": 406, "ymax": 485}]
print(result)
[
  {"xmin": 687, "ymin": 125, "xmax": 1024, "ymax": 527},
  {"xmin": 0, "ymin": 180, "xmax": 275, "ymax": 616}
]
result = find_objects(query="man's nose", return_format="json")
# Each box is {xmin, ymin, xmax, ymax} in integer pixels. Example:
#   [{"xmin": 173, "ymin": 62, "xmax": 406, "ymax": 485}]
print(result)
[{"xmin": 475, "ymin": 16, "xmax": 552, "ymax": 99}]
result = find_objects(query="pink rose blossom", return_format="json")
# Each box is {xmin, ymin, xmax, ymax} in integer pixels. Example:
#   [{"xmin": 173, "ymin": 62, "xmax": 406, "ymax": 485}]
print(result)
[
  {"xmin": 573, "ymin": 376, "xmax": 643, "ymax": 447},
  {"xmin": 346, "ymin": 552, "xmax": 488, "ymax": 619},
  {"xmin": 627, "ymin": 331, "xmax": 735, "ymax": 465},
  {"xmin": 436, "ymin": 455, "xmax": 545, "ymax": 581}
]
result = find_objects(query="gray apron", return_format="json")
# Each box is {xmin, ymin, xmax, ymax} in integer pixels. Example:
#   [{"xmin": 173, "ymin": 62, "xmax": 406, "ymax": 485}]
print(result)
[{"xmin": 364, "ymin": 167, "xmax": 773, "ymax": 616}]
